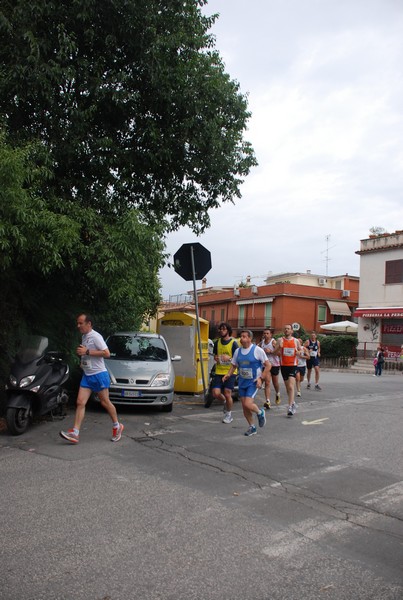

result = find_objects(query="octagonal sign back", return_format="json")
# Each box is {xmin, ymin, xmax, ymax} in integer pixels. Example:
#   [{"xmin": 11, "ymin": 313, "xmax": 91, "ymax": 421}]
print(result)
[{"xmin": 173, "ymin": 243, "xmax": 212, "ymax": 281}]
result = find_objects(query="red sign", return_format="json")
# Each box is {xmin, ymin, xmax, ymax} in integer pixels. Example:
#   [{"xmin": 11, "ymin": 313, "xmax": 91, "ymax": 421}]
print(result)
[
  {"xmin": 383, "ymin": 346, "xmax": 403, "ymax": 360},
  {"xmin": 354, "ymin": 307, "xmax": 403, "ymax": 318},
  {"xmin": 382, "ymin": 324, "xmax": 403, "ymax": 334}
]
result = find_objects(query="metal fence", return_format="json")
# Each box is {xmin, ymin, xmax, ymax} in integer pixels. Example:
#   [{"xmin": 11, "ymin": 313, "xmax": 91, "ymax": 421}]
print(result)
[
  {"xmin": 321, "ymin": 356, "xmax": 403, "ymax": 371},
  {"xmin": 320, "ymin": 356, "xmax": 356, "ymax": 369},
  {"xmin": 380, "ymin": 360, "xmax": 403, "ymax": 372}
]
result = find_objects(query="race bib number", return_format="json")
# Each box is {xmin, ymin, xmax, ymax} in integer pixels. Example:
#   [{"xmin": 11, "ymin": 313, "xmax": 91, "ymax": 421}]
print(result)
[
  {"xmin": 219, "ymin": 355, "xmax": 230, "ymax": 365},
  {"xmin": 81, "ymin": 357, "xmax": 92, "ymax": 369},
  {"xmin": 239, "ymin": 368, "xmax": 253, "ymax": 379},
  {"xmin": 283, "ymin": 347, "xmax": 295, "ymax": 357},
  {"xmin": 310, "ymin": 350, "xmax": 317, "ymax": 357}
]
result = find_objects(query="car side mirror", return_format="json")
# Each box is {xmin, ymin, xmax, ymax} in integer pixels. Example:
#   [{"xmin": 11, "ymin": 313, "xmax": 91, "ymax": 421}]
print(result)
[{"xmin": 171, "ymin": 355, "xmax": 181, "ymax": 362}]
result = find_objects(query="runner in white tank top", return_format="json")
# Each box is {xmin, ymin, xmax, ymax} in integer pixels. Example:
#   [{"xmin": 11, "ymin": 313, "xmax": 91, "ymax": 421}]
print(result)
[{"xmin": 259, "ymin": 328, "xmax": 281, "ymax": 408}]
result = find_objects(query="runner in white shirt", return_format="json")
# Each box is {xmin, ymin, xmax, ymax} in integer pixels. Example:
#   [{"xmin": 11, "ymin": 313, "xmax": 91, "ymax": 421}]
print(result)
[
  {"xmin": 295, "ymin": 338, "xmax": 310, "ymax": 397},
  {"xmin": 60, "ymin": 314, "xmax": 124, "ymax": 444},
  {"xmin": 260, "ymin": 328, "xmax": 281, "ymax": 409}
]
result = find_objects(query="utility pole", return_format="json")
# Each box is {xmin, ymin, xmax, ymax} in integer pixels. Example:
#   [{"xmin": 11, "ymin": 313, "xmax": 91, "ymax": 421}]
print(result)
[{"xmin": 321, "ymin": 234, "xmax": 336, "ymax": 276}]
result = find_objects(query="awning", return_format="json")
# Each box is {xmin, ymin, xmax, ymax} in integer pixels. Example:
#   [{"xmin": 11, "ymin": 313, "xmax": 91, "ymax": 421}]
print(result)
[
  {"xmin": 354, "ymin": 307, "xmax": 403, "ymax": 318},
  {"xmin": 326, "ymin": 301, "xmax": 351, "ymax": 316},
  {"xmin": 236, "ymin": 297, "xmax": 274, "ymax": 306}
]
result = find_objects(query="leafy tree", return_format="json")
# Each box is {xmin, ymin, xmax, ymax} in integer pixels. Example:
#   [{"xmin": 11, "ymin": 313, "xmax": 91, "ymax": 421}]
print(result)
[
  {"xmin": 0, "ymin": 132, "xmax": 164, "ymax": 396},
  {"xmin": 0, "ymin": 0, "xmax": 256, "ymax": 233},
  {"xmin": 0, "ymin": 0, "xmax": 256, "ymax": 393}
]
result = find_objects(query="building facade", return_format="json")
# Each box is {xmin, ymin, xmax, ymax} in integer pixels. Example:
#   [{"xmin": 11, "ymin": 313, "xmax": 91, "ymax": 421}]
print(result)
[
  {"xmin": 354, "ymin": 230, "xmax": 403, "ymax": 359},
  {"xmin": 197, "ymin": 272, "xmax": 359, "ymax": 337}
]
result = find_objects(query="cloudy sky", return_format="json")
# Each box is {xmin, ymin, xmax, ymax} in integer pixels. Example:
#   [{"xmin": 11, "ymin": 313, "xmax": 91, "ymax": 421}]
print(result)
[{"xmin": 159, "ymin": 0, "xmax": 403, "ymax": 299}]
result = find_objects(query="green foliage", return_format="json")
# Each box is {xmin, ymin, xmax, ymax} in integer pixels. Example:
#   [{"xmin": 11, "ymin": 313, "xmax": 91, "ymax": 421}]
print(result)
[
  {"xmin": 0, "ymin": 0, "xmax": 256, "ymax": 393},
  {"xmin": 0, "ymin": 0, "xmax": 256, "ymax": 233},
  {"xmin": 0, "ymin": 134, "xmax": 79, "ymax": 274},
  {"xmin": 0, "ymin": 132, "xmax": 164, "ymax": 393},
  {"xmin": 319, "ymin": 334, "xmax": 358, "ymax": 358}
]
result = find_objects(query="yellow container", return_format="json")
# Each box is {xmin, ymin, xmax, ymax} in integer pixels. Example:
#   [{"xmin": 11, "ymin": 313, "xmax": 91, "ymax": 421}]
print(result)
[{"xmin": 157, "ymin": 312, "xmax": 209, "ymax": 393}]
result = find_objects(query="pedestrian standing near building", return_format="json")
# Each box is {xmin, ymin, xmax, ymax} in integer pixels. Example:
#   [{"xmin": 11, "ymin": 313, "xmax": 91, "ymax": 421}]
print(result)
[
  {"xmin": 223, "ymin": 329, "xmax": 269, "ymax": 436},
  {"xmin": 212, "ymin": 322, "xmax": 238, "ymax": 424},
  {"xmin": 296, "ymin": 339, "xmax": 310, "ymax": 397},
  {"xmin": 276, "ymin": 324, "xmax": 302, "ymax": 417},
  {"xmin": 375, "ymin": 345, "xmax": 385, "ymax": 376},
  {"xmin": 305, "ymin": 331, "xmax": 322, "ymax": 390},
  {"xmin": 259, "ymin": 328, "xmax": 281, "ymax": 409},
  {"xmin": 60, "ymin": 314, "xmax": 124, "ymax": 444}
]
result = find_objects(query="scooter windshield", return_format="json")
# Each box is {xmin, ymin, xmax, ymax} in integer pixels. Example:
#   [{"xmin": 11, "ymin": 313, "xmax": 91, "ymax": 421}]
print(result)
[{"xmin": 16, "ymin": 336, "xmax": 49, "ymax": 364}]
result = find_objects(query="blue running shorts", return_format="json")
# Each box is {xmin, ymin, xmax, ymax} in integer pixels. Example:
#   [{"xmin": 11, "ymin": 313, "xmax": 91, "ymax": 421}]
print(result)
[
  {"xmin": 307, "ymin": 357, "xmax": 320, "ymax": 368},
  {"xmin": 238, "ymin": 382, "xmax": 259, "ymax": 399},
  {"xmin": 212, "ymin": 374, "xmax": 236, "ymax": 391},
  {"xmin": 80, "ymin": 371, "xmax": 110, "ymax": 392}
]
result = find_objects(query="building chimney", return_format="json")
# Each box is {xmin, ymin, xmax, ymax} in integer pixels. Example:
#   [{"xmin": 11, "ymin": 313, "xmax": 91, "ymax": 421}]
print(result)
[{"xmin": 202, "ymin": 277, "xmax": 207, "ymax": 289}]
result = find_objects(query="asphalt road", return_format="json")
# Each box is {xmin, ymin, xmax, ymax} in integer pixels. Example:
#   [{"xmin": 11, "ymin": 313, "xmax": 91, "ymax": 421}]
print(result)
[{"xmin": 0, "ymin": 370, "xmax": 402, "ymax": 600}]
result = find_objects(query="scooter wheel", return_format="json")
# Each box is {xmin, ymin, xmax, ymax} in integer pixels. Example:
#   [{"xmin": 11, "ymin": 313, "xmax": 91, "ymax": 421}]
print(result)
[
  {"xmin": 204, "ymin": 390, "xmax": 214, "ymax": 408},
  {"xmin": 6, "ymin": 407, "xmax": 31, "ymax": 435}
]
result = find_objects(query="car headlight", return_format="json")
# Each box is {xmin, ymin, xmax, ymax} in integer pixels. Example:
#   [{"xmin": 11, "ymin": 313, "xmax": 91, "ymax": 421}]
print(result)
[
  {"xmin": 151, "ymin": 373, "xmax": 170, "ymax": 387},
  {"xmin": 19, "ymin": 375, "xmax": 36, "ymax": 388}
]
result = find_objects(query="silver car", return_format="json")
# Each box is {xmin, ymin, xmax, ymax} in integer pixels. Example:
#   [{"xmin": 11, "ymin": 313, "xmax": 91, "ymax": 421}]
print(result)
[{"xmin": 102, "ymin": 332, "xmax": 180, "ymax": 412}]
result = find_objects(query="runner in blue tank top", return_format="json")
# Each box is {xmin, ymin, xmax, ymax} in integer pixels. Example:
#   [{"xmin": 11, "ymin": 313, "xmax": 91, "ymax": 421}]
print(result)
[
  {"xmin": 223, "ymin": 329, "xmax": 270, "ymax": 436},
  {"xmin": 305, "ymin": 331, "xmax": 322, "ymax": 390}
]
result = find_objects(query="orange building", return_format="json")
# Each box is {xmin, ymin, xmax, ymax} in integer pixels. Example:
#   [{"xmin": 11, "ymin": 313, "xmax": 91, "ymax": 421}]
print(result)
[{"xmin": 196, "ymin": 272, "xmax": 359, "ymax": 337}]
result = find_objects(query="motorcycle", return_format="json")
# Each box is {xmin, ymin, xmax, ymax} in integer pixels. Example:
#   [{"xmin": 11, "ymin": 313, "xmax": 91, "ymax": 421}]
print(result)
[{"xmin": 5, "ymin": 335, "xmax": 70, "ymax": 435}]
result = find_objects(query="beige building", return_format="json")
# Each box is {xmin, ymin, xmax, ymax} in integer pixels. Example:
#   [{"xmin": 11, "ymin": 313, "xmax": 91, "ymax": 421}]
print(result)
[{"xmin": 354, "ymin": 230, "xmax": 403, "ymax": 359}]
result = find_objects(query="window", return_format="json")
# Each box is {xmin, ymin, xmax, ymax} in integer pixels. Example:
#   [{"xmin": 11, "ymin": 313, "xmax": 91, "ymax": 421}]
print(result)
[
  {"xmin": 318, "ymin": 305, "xmax": 327, "ymax": 322},
  {"xmin": 220, "ymin": 308, "xmax": 225, "ymax": 321},
  {"xmin": 108, "ymin": 335, "xmax": 167, "ymax": 361},
  {"xmin": 202, "ymin": 310, "xmax": 207, "ymax": 320},
  {"xmin": 239, "ymin": 305, "xmax": 245, "ymax": 327},
  {"xmin": 265, "ymin": 302, "xmax": 272, "ymax": 326},
  {"xmin": 211, "ymin": 309, "xmax": 215, "ymax": 322},
  {"xmin": 385, "ymin": 259, "xmax": 403, "ymax": 284}
]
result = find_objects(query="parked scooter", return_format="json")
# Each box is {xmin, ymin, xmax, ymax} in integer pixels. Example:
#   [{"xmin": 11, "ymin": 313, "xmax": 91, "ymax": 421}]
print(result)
[{"xmin": 5, "ymin": 335, "xmax": 69, "ymax": 435}]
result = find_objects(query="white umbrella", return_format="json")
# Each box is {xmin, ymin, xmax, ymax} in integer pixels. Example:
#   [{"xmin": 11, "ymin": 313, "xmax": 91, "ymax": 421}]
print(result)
[{"xmin": 320, "ymin": 320, "xmax": 358, "ymax": 334}]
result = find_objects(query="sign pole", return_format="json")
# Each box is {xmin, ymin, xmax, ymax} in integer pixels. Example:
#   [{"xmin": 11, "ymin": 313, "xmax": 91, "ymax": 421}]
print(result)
[{"xmin": 190, "ymin": 245, "xmax": 208, "ymax": 399}]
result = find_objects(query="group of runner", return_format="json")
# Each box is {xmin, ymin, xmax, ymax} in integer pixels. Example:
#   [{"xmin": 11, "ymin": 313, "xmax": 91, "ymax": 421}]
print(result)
[
  {"xmin": 211, "ymin": 322, "xmax": 322, "ymax": 436},
  {"xmin": 60, "ymin": 315, "xmax": 322, "ymax": 444}
]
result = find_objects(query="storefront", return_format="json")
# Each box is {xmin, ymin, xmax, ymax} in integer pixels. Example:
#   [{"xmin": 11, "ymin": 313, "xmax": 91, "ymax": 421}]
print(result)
[{"xmin": 354, "ymin": 307, "xmax": 403, "ymax": 358}]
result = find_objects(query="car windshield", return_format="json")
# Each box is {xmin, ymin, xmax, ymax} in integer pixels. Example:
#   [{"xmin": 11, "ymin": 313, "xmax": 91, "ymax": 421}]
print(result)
[{"xmin": 107, "ymin": 335, "xmax": 168, "ymax": 361}]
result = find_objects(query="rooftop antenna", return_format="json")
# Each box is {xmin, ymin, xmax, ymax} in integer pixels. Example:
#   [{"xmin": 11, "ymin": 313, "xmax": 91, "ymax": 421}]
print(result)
[{"xmin": 321, "ymin": 234, "xmax": 336, "ymax": 276}]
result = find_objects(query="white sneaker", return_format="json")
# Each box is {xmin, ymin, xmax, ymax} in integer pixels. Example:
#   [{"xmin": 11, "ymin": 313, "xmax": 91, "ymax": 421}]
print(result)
[
  {"xmin": 297, "ymin": 391, "xmax": 301, "ymax": 397},
  {"xmin": 222, "ymin": 412, "xmax": 233, "ymax": 424}
]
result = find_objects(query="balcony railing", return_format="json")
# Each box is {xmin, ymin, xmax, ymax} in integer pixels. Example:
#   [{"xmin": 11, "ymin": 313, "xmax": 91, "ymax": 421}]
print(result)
[{"xmin": 212, "ymin": 318, "xmax": 275, "ymax": 332}]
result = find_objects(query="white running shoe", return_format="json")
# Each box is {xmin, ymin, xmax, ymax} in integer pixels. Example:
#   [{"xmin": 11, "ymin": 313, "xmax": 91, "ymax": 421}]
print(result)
[{"xmin": 222, "ymin": 412, "xmax": 233, "ymax": 424}]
